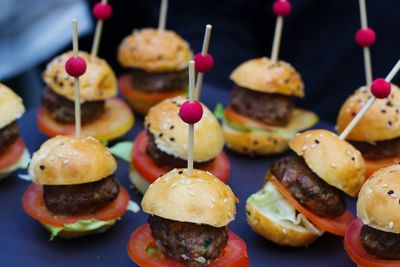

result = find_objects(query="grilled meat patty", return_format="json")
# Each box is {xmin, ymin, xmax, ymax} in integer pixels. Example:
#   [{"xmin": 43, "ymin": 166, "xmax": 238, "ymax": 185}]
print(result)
[
  {"xmin": 148, "ymin": 215, "xmax": 228, "ymax": 267},
  {"xmin": 271, "ymin": 155, "xmax": 346, "ymax": 217},
  {"xmin": 43, "ymin": 175, "xmax": 119, "ymax": 216},
  {"xmin": 360, "ymin": 224, "xmax": 400, "ymax": 259},
  {"xmin": 131, "ymin": 68, "xmax": 188, "ymax": 92},
  {"xmin": 0, "ymin": 122, "xmax": 19, "ymax": 154},
  {"xmin": 229, "ymin": 85, "xmax": 293, "ymax": 126},
  {"xmin": 145, "ymin": 131, "xmax": 211, "ymax": 169},
  {"xmin": 351, "ymin": 136, "xmax": 400, "ymax": 160},
  {"xmin": 41, "ymin": 89, "xmax": 105, "ymax": 124}
]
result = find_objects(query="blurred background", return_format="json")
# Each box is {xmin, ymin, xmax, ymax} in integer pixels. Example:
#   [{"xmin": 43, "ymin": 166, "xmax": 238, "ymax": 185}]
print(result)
[{"xmin": 1, "ymin": 0, "xmax": 400, "ymax": 123}]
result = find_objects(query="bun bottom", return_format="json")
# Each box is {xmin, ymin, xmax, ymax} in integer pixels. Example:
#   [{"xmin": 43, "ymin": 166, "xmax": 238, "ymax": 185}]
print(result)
[
  {"xmin": 119, "ymin": 74, "xmax": 184, "ymax": 115},
  {"xmin": 129, "ymin": 167, "xmax": 151, "ymax": 194},
  {"xmin": 246, "ymin": 200, "xmax": 320, "ymax": 247},
  {"xmin": 41, "ymin": 223, "xmax": 114, "ymax": 239},
  {"xmin": 37, "ymin": 98, "xmax": 134, "ymax": 141},
  {"xmin": 222, "ymin": 124, "xmax": 289, "ymax": 156}
]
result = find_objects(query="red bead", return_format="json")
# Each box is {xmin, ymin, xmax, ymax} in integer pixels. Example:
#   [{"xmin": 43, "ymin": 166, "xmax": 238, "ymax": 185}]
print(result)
[
  {"xmin": 93, "ymin": 3, "xmax": 112, "ymax": 20},
  {"xmin": 179, "ymin": 101, "xmax": 203, "ymax": 124},
  {"xmin": 355, "ymin": 28, "xmax": 376, "ymax": 47},
  {"xmin": 273, "ymin": 0, "xmax": 291, "ymax": 17},
  {"xmin": 65, "ymin": 56, "xmax": 87, "ymax": 77},
  {"xmin": 194, "ymin": 52, "xmax": 214, "ymax": 73},
  {"xmin": 371, "ymin": 78, "xmax": 391, "ymax": 99}
]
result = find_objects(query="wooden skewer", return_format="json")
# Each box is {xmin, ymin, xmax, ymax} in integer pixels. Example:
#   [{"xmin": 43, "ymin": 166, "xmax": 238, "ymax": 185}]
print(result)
[
  {"xmin": 271, "ymin": 16, "xmax": 284, "ymax": 63},
  {"xmin": 359, "ymin": 0, "xmax": 373, "ymax": 87},
  {"xmin": 72, "ymin": 19, "xmax": 81, "ymax": 137},
  {"xmin": 187, "ymin": 60, "xmax": 195, "ymax": 174},
  {"xmin": 195, "ymin": 24, "xmax": 212, "ymax": 100},
  {"xmin": 91, "ymin": 0, "xmax": 108, "ymax": 60},
  {"xmin": 158, "ymin": 0, "xmax": 168, "ymax": 31},
  {"xmin": 339, "ymin": 58, "xmax": 400, "ymax": 140}
]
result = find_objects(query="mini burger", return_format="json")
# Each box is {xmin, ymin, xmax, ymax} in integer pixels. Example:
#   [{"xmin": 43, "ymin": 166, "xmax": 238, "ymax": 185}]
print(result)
[
  {"xmin": 246, "ymin": 129, "xmax": 365, "ymax": 246},
  {"xmin": 337, "ymin": 85, "xmax": 400, "ymax": 177},
  {"xmin": 217, "ymin": 57, "xmax": 318, "ymax": 156},
  {"xmin": 22, "ymin": 135, "xmax": 130, "ymax": 239},
  {"xmin": 37, "ymin": 51, "xmax": 134, "ymax": 141},
  {"xmin": 130, "ymin": 96, "xmax": 229, "ymax": 193},
  {"xmin": 128, "ymin": 168, "xmax": 249, "ymax": 266},
  {"xmin": 345, "ymin": 164, "xmax": 400, "ymax": 266},
  {"xmin": 0, "ymin": 83, "xmax": 29, "ymax": 179},
  {"xmin": 118, "ymin": 28, "xmax": 193, "ymax": 115}
]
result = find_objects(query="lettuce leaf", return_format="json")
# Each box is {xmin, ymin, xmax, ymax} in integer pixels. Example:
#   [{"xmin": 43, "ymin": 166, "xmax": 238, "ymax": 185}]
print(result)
[
  {"xmin": 44, "ymin": 219, "xmax": 116, "ymax": 240},
  {"xmin": 109, "ymin": 141, "xmax": 133, "ymax": 162}
]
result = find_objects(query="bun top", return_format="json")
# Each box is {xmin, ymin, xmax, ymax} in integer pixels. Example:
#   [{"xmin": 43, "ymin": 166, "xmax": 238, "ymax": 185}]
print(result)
[
  {"xmin": 0, "ymin": 83, "xmax": 25, "ymax": 129},
  {"xmin": 230, "ymin": 57, "xmax": 304, "ymax": 97},
  {"xmin": 145, "ymin": 96, "xmax": 224, "ymax": 162},
  {"xmin": 289, "ymin": 129, "xmax": 366, "ymax": 197},
  {"xmin": 336, "ymin": 85, "xmax": 400, "ymax": 142},
  {"xmin": 357, "ymin": 165, "xmax": 400, "ymax": 234},
  {"xmin": 142, "ymin": 168, "xmax": 237, "ymax": 227},
  {"xmin": 118, "ymin": 28, "xmax": 193, "ymax": 72},
  {"xmin": 29, "ymin": 135, "xmax": 117, "ymax": 185},
  {"xmin": 43, "ymin": 51, "xmax": 117, "ymax": 103}
]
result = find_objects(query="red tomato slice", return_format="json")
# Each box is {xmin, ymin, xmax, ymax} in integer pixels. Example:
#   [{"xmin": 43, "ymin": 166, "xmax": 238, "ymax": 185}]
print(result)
[
  {"xmin": 36, "ymin": 98, "xmax": 134, "ymax": 141},
  {"xmin": 0, "ymin": 137, "xmax": 25, "ymax": 170},
  {"xmin": 365, "ymin": 156, "xmax": 400, "ymax": 178},
  {"xmin": 224, "ymin": 106, "xmax": 268, "ymax": 129},
  {"xmin": 127, "ymin": 224, "xmax": 249, "ymax": 267},
  {"xmin": 119, "ymin": 74, "xmax": 184, "ymax": 115},
  {"xmin": 132, "ymin": 130, "xmax": 230, "ymax": 183},
  {"xmin": 269, "ymin": 174, "xmax": 354, "ymax": 236},
  {"xmin": 22, "ymin": 183, "xmax": 129, "ymax": 227},
  {"xmin": 344, "ymin": 219, "xmax": 400, "ymax": 267}
]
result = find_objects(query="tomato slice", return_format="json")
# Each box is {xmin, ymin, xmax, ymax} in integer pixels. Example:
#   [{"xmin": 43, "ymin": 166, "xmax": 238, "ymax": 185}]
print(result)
[
  {"xmin": 128, "ymin": 224, "xmax": 249, "ymax": 267},
  {"xmin": 225, "ymin": 106, "xmax": 268, "ymax": 129},
  {"xmin": 344, "ymin": 219, "xmax": 400, "ymax": 267},
  {"xmin": 36, "ymin": 98, "xmax": 134, "ymax": 141},
  {"xmin": 132, "ymin": 131, "xmax": 230, "ymax": 183},
  {"xmin": 119, "ymin": 74, "xmax": 184, "ymax": 115},
  {"xmin": 365, "ymin": 155, "xmax": 400, "ymax": 178},
  {"xmin": 22, "ymin": 183, "xmax": 129, "ymax": 227},
  {"xmin": 269, "ymin": 174, "xmax": 354, "ymax": 236},
  {"xmin": 0, "ymin": 137, "xmax": 25, "ymax": 170}
]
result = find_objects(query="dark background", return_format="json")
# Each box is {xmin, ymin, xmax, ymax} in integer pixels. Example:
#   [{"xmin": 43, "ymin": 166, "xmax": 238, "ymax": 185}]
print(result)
[{"xmin": 6, "ymin": 0, "xmax": 400, "ymax": 123}]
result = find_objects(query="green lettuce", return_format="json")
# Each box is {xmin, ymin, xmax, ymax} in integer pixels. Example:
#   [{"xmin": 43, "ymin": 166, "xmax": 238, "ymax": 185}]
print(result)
[
  {"xmin": 44, "ymin": 219, "xmax": 116, "ymax": 240},
  {"xmin": 109, "ymin": 141, "xmax": 133, "ymax": 162}
]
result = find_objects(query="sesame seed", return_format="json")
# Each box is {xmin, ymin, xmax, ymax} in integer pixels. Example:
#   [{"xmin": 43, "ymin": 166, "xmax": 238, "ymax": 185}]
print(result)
[
  {"xmin": 318, "ymin": 134, "xmax": 324, "ymax": 138},
  {"xmin": 63, "ymin": 159, "xmax": 70, "ymax": 165},
  {"xmin": 178, "ymin": 171, "xmax": 183, "ymax": 174},
  {"xmin": 302, "ymin": 145, "xmax": 307, "ymax": 151},
  {"xmin": 282, "ymin": 228, "xmax": 287, "ymax": 234},
  {"xmin": 382, "ymin": 184, "xmax": 389, "ymax": 188},
  {"xmin": 223, "ymin": 198, "xmax": 228, "ymax": 203},
  {"xmin": 389, "ymin": 221, "xmax": 394, "ymax": 228},
  {"xmin": 314, "ymin": 139, "xmax": 320, "ymax": 144},
  {"xmin": 388, "ymin": 190, "xmax": 394, "ymax": 195},
  {"xmin": 305, "ymin": 134, "xmax": 311, "ymax": 138},
  {"xmin": 392, "ymin": 194, "xmax": 398, "ymax": 198},
  {"xmin": 331, "ymin": 163, "xmax": 337, "ymax": 168},
  {"xmin": 49, "ymin": 157, "xmax": 54, "ymax": 161},
  {"xmin": 39, "ymin": 165, "xmax": 45, "ymax": 170},
  {"xmin": 170, "ymin": 183, "xmax": 177, "ymax": 188},
  {"xmin": 311, "ymin": 144, "xmax": 317, "ymax": 149},
  {"xmin": 211, "ymin": 198, "xmax": 216, "ymax": 203},
  {"xmin": 188, "ymin": 192, "xmax": 195, "ymax": 196},
  {"xmin": 58, "ymin": 154, "xmax": 63, "ymax": 158},
  {"xmin": 351, "ymin": 157, "xmax": 355, "ymax": 161}
]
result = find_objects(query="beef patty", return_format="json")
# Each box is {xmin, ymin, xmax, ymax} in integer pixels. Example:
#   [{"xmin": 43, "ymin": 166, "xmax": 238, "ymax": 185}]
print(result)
[
  {"xmin": 43, "ymin": 175, "xmax": 119, "ymax": 216},
  {"xmin": 271, "ymin": 155, "xmax": 346, "ymax": 217},
  {"xmin": 351, "ymin": 136, "xmax": 400, "ymax": 160},
  {"xmin": 360, "ymin": 224, "xmax": 400, "ymax": 259},
  {"xmin": 131, "ymin": 68, "xmax": 188, "ymax": 92},
  {"xmin": 145, "ymin": 131, "xmax": 211, "ymax": 169},
  {"xmin": 229, "ymin": 85, "xmax": 293, "ymax": 126},
  {"xmin": 0, "ymin": 122, "xmax": 19, "ymax": 154},
  {"xmin": 148, "ymin": 215, "xmax": 228, "ymax": 267},
  {"xmin": 41, "ymin": 89, "xmax": 105, "ymax": 124}
]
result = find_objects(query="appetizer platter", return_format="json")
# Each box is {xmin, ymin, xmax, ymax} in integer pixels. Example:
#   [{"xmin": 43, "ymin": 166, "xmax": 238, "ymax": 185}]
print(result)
[{"xmin": 2, "ymin": 0, "xmax": 400, "ymax": 266}]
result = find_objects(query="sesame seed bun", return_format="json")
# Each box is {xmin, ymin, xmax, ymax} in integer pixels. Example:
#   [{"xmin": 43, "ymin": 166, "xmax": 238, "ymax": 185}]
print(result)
[
  {"xmin": 246, "ymin": 182, "xmax": 322, "ymax": 247},
  {"xmin": 118, "ymin": 28, "xmax": 193, "ymax": 72},
  {"xmin": 141, "ymin": 168, "xmax": 236, "ymax": 227},
  {"xmin": 43, "ymin": 51, "xmax": 117, "ymax": 103},
  {"xmin": 336, "ymin": 85, "xmax": 400, "ymax": 142},
  {"xmin": 230, "ymin": 58, "xmax": 304, "ymax": 97},
  {"xmin": 29, "ymin": 135, "xmax": 117, "ymax": 185},
  {"xmin": 145, "ymin": 96, "xmax": 224, "ymax": 162},
  {"xmin": 0, "ymin": 83, "xmax": 25, "ymax": 129},
  {"xmin": 289, "ymin": 129, "xmax": 366, "ymax": 197},
  {"xmin": 357, "ymin": 164, "xmax": 400, "ymax": 234}
]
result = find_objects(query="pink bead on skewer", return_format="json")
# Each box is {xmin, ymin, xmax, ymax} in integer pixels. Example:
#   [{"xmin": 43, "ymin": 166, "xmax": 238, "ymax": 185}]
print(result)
[
  {"xmin": 93, "ymin": 2, "xmax": 113, "ymax": 20},
  {"xmin": 194, "ymin": 24, "xmax": 213, "ymax": 100},
  {"xmin": 355, "ymin": 28, "xmax": 376, "ymax": 47},
  {"xmin": 179, "ymin": 101, "xmax": 203, "ymax": 124},
  {"xmin": 65, "ymin": 57, "xmax": 86, "ymax": 77},
  {"xmin": 270, "ymin": 0, "xmax": 291, "ymax": 63},
  {"xmin": 91, "ymin": 0, "xmax": 112, "ymax": 60},
  {"xmin": 194, "ymin": 53, "xmax": 214, "ymax": 73},
  {"xmin": 370, "ymin": 78, "xmax": 391, "ymax": 99}
]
